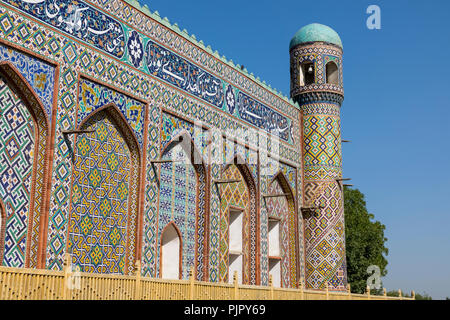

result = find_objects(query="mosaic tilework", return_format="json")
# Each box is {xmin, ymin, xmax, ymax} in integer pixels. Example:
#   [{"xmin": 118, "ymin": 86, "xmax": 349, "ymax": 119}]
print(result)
[
  {"xmin": 290, "ymin": 43, "xmax": 343, "ymax": 97},
  {"xmin": 0, "ymin": 2, "xmax": 307, "ymax": 283},
  {"xmin": 303, "ymin": 113, "xmax": 341, "ymax": 169},
  {"xmin": 208, "ymin": 161, "xmax": 221, "ymax": 282},
  {"xmin": 3, "ymin": 0, "xmax": 296, "ymax": 144},
  {"xmin": 146, "ymin": 40, "xmax": 293, "ymax": 143},
  {"xmin": 2, "ymin": 0, "xmax": 126, "ymax": 59},
  {"xmin": 291, "ymin": 38, "xmax": 347, "ymax": 290},
  {"xmin": 0, "ymin": 58, "xmax": 49, "ymax": 269},
  {"xmin": 157, "ymin": 146, "xmax": 197, "ymax": 280},
  {"xmin": 158, "ymin": 115, "xmax": 207, "ymax": 280},
  {"xmin": 0, "ymin": 43, "xmax": 55, "ymax": 120},
  {"xmin": 0, "ymin": 43, "xmax": 54, "ymax": 268},
  {"xmin": 67, "ymin": 109, "xmax": 136, "ymax": 274},
  {"xmin": 304, "ymin": 181, "xmax": 346, "ymax": 290},
  {"xmin": 218, "ymin": 165, "xmax": 249, "ymax": 283},
  {"xmin": 0, "ymin": 76, "xmax": 34, "ymax": 267},
  {"xmin": 141, "ymin": 103, "xmax": 160, "ymax": 277},
  {"xmin": 78, "ymin": 78, "xmax": 146, "ymax": 148},
  {"xmin": 266, "ymin": 177, "xmax": 297, "ymax": 288},
  {"xmin": 160, "ymin": 112, "xmax": 208, "ymax": 161},
  {"xmin": 94, "ymin": 0, "xmax": 299, "ymax": 120},
  {"xmin": 302, "ymin": 108, "xmax": 346, "ymax": 291}
]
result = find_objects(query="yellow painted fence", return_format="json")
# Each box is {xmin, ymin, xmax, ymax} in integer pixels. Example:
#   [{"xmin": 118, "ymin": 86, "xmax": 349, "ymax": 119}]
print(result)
[{"xmin": 0, "ymin": 258, "xmax": 414, "ymax": 300}]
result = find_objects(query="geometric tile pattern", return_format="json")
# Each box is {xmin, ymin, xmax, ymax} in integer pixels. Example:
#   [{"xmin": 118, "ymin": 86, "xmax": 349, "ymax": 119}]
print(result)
[
  {"xmin": 298, "ymin": 80, "xmax": 346, "ymax": 290},
  {"xmin": 302, "ymin": 106, "xmax": 347, "ymax": 291},
  {"xmin": 304, "ymin": 181, "xmax": 346, "ymax": 290},
  {"xmin": 291, "ymin": 37, "xmax": 347, "ymax": 291},
  {"xmin": 0, "ymin": 76, "xmax": 34, "ymax": 267},
  {"xmin": 157, "ymin": 145, "xmax": 198, "ymax": 280},
  {"xmin": 0, "ymin": 43, "xmax": 54, "ymax": 268},
  {"xmin": 67, "ymin": 110, "xmax": 133, "ymax": 274},
  {"xmin": 141, "ymin": 106, "xmax": 160, "ymax": 278},
  {"xmin": 0, "ymin": 55, "xmax": 50, "ymax": 269},
  {"xmin": 290, "ymin": 43, "xmax": 343, "ymax": 97},
  {"xmin": 266, "ymin": 175, "xmax": 298, "ymax": 288},
  {"xmin": 303, "ymin": 114, "xmax": 341, "ymax": 169},
  {"xmin": 155, "ymin": 113, "xmax": 208, "ymax": 280},
  {"xmin": 0, "ymin": 0, "xmax": 311, "ymax": 288},
  {"xmin": 3, "ymin": 0, "xmax": 295, "ymax": 143},
  {"xmin": 78, "ymin": 78, "xmax": 146, "ymax": 148},
  {"xmin": 0, "ymin": 42, "xmax": 55, "ymax": 120},
  {"xmin": 218, "ymin": 165, "xmax": 249, "ymax": 284},
  {"xmin": 2, "ymin": 0, "xmax": 125, "ymax": 59},
  {"xmin": 218, "ymin": 158, "xmax": 259, "ymax": 285}
]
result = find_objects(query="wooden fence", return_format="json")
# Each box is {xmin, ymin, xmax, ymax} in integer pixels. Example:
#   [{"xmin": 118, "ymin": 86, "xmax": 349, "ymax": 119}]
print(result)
[{"xmin": 0, "ymin": 258, "xmax": 414, "ymax": 300}]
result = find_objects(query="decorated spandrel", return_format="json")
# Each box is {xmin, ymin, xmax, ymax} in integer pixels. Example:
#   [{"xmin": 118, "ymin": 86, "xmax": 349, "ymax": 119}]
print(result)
[{"xmin": 3, "ymin": 0, "xmax": 125, "ymax": 58}]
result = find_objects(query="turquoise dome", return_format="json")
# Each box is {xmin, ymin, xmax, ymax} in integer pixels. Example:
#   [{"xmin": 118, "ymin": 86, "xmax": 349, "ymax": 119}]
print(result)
[{"xmin": 290, "ymin": 23, "xmax": 342, "ymax": 50}]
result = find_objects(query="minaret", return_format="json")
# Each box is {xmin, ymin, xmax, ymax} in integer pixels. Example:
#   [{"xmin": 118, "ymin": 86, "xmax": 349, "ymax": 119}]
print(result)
[{"xmin": 290, "ymin": 23, "xmax": 347, "ymax": 291}]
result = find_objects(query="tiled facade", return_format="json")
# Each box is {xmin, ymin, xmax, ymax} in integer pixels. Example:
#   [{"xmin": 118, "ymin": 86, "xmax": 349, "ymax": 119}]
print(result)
[{"xmin": 0, "ymin": 0, "xmax": 347, "ymax": 290}]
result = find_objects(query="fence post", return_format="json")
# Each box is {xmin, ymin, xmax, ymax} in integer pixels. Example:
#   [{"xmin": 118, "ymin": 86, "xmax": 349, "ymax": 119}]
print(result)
[
  {"xmin": 383, "ymin": 288, "xmax": 387, "ymax": 300},
  {"xmin": 347, "ymin": 283, "xmax": 351, "ymax": 300},
  {"xmin": 269, "ymin": 274, "xmax": 274, "ymax": 300},
  {"xmin": 189, "ymin": 267, "xmax": 195, "ymax": 300},
  {"xmin": 299, "ymin": 277, "xmax": 304, "ymax": 300},
  {"xmin": 366, "ymin": 285, "xmax": 371, "ymax": 300},
  {"xmin": 63, "ymin": 253, "xmax": 72, "ymax": 300},
  {"xmin": 398, "ymin": 289, "xmax": 402, "ymax": 300},
  {"xmin": 411, "ymin": 290, "xmax": 415, "ymax": 300},
  {"xmin": 325, "ymin": 282, "xmax": 329, "ymax": 300},
  {"xmin": 135, "ymin": 261, "xmax": 141, "ymax": 300},
  {"xmin": 233, "ymin": 271, "xmax": 239, "ymax": 300}
]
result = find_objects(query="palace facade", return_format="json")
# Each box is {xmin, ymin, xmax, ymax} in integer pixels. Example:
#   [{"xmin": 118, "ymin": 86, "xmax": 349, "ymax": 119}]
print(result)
[{"xmin": 0, "ymin": 0, "xmax": 347, "ymax": 290}]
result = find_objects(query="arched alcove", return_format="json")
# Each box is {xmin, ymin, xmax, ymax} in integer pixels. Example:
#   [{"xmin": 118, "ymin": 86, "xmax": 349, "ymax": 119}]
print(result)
[
  {"xmin": 300, "ymin": 62, "xmax": 315, "ymax": 86},
  {"xmin": 326, "ymin": 61, "xmax": 339, "ymax": 85},
  {"xmin": 160, "ymin": 223, "xmax": 182, "ymax": 280},
  {"xmin": 220, "ymin": 155, "xmax": 259, "ymax": 285},
  {"xmin": 157, "ymin": 130, "xmax": 207, "ymax": 280},
  {"xmin": 266, "ymin": 171, "xmax": 298, "ymax": 288},
  {"xmin": 0, "ymin": 62, "xmax": 49, "ymax": 268},
  {"xmin": 67, "ymin": 104, "xmax": 141, "ymax": 275}
]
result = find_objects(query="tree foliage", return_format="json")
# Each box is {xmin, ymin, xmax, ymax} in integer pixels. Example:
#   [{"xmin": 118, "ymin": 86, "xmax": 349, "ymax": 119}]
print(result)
[
  {"xmin": 344, "ymin": 187, "xmax": 389, "ymax": 294},
  {"xmin": 386, "ymin": 290, "xmax": 432, "ymax": 300}
]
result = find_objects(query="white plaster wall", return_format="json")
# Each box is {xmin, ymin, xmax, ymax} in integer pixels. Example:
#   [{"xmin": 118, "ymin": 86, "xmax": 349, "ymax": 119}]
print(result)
[
  {"xmin": 229, "ymin": 210, "xmax": 243, "ymax": 252},
  {"xmin": 229, "ymin": 254, "xmax": 243, "ymax": 284},
  {"xmin": 268, "ymin": 219, "xmax": 280, "ymax": 257},
  {"xmin": 161, "ymin": 225, "xmax": 180, "ymax": 279},
  {"xmin": 269, "ymin": 259, "xmax": 281, "ymax": 287},
  {"xmin": 326, "ymin": 62, "xmax": 339, "ymax": 85}
]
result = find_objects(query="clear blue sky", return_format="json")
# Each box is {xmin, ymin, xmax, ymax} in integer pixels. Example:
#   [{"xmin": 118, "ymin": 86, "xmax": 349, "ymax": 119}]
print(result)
[{"xmin": 141, "ymin": 0, "xmax": 450, "ymax": 299}]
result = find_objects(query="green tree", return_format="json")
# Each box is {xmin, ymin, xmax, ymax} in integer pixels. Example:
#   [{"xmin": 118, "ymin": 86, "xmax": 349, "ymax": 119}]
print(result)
[
  {"xmin": 344, "ymin": 187, "xmax": 389, "ymax": 294},
  {"xmin": 386, "ymin": 290, "xmax": 432, "ymax": 300}
]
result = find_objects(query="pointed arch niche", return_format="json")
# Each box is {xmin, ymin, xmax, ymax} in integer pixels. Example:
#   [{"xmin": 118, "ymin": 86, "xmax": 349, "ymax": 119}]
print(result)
[
  {"xmin": 266, "ymin": 171, "xmax": 299, "ymax": 288},
  {"xmin": 67, "ymin": 103, "xmax": 141, "ymax": 275},
  {"xmin": 157, "ymin": 130, "xmax": 207, "ymax": 281},
  {"xmin": 326, "ymin": 61, "xmax": 339, "ymax": 85},
  {"xmin": 219, "ymin": 155, "xmax": 259, "ymax": 285},
  {"xmin": 160, "ymin": 222, "xmax": 182, "ymax": 279},
  {"xmin": 0, "ymin": 62, "xmax": 50, "ymax": 268}
]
